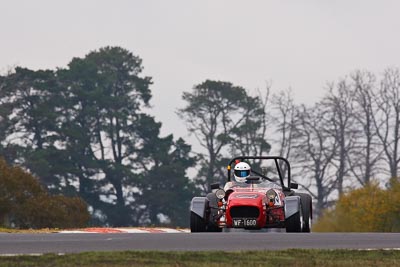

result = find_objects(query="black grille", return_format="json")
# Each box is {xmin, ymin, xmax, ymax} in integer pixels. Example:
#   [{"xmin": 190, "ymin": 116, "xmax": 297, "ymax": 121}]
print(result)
[{"xmin": 230, "ymin": 206, "xmax": 260, "ymax": 218}]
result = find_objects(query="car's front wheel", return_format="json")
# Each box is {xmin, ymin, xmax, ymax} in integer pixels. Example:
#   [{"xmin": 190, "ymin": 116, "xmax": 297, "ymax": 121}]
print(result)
[
  {"xmin": 285, "ymin": 202, "xmax": 303, "ymax": 233},
  {"xmin": 294, "ymin": 193, "xmax": 312, "ymax": 232}
]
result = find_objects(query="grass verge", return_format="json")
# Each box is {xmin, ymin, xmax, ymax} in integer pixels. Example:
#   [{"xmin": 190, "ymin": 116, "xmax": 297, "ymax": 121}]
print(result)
[
  {"xmin": 0, "ymin": 249, "xmax": 399, "ymax": 267},
  {"xmin": 0, "ymin": 227, "xmax": 58, "ymax": 233}
]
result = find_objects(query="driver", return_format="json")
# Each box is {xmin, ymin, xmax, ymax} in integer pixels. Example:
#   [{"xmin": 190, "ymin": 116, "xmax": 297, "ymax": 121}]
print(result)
[{"xmin": 224, "ymin": 162, "xmax": 251, "ymax": 191}]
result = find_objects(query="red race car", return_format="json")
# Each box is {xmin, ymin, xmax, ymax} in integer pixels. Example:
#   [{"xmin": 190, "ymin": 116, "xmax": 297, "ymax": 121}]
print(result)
[{"xmin": 190, "ymin": 156, "xmax": 312, "ymax": 233}]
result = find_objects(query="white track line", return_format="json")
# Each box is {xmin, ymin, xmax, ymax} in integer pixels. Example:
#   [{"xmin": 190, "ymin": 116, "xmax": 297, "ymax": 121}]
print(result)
[{"xmin": 58, "ymin": 228, "xmax": 190, "ymax": 234}]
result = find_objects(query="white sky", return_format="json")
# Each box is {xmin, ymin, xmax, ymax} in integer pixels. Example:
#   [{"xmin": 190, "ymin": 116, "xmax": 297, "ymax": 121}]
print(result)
[{"xmin": 2, "ymin": 0, "xmax": 400, "ymax": 143}]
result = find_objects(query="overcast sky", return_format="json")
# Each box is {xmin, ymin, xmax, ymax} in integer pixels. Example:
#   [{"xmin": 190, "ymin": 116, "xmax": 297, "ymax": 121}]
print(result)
[{"xmin": 2, "ymin": 0, "xmax": 400, "ymax": 142}]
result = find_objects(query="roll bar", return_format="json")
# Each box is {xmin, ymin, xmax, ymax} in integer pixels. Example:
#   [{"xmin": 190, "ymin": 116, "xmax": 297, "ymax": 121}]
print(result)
[{"xmin": 227, "ymin": 156, "xmax": 291, "ymax": 191}]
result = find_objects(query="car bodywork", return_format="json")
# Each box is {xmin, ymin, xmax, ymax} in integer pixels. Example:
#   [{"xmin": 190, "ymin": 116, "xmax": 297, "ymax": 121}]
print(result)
[{"xmin": 190, "ymin": 156, "xmax": 312, "ymax": 233}]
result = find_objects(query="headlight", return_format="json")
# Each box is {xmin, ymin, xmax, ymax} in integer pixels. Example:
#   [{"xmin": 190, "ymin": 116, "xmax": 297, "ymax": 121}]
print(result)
[
  {"xmin": 215, "ymin": 189, "xmax": 226, "ymax": 200},
  {"xmin": 266, "ymin": 189, "xmax": 277, "ymax": 200}
]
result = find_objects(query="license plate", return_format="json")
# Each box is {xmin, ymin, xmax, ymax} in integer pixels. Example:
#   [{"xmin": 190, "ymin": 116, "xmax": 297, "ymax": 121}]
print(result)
[{"xmin": 232, "ymin": 218, "xmax": 257, "ymax": 228}]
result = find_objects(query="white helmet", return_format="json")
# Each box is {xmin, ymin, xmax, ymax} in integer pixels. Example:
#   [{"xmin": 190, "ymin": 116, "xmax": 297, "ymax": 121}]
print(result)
[{"xmin": 234, "ymin": 162, "xmax": 251, "ymax": 182}]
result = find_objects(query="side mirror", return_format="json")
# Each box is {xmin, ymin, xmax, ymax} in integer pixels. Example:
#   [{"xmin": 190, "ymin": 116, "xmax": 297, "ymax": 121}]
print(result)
[
  {"xmin": 210, "ymin": 183, "xmax": 221, "ymax": 190},
  {"xmin": 290, "ymin": 182, "xmax": 299, "ymax": 189}
]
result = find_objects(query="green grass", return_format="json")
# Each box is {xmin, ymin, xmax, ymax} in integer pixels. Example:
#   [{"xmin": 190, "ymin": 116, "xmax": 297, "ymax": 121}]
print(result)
[
  {"xmin": 0, "ymin": 227, "xmax": 58, "ymax": 233},
  {"xmin": 0, "ymin": 250, "xmax": 399, "ymax": 267}
]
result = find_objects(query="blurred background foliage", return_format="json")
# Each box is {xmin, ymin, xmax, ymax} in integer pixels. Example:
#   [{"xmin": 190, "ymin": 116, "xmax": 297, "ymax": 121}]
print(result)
[
  {"xmin": 0, "ymin": 158, "xmax": 90, "ymax": 229},
  {"xmin": 313, "ymin": 182, "xmax": 400, "ymax": 232}
]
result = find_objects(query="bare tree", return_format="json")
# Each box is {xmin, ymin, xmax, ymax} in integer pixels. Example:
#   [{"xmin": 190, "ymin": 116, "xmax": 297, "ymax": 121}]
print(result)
[
  {"xmin": 349, "ymin": 70, "xmax": 382, "ymax": 185},
  {"xmin": 372, "ymin": 67, "xmax": 400, "ymax": 183},
  {"xmin": 270, "ymin": 88, "xmax": 298, "ymax": 178},
  {"xmin": 292, "ymin": 104, "xmax": 338, "ymax": 217},
  {"xmin": 321, "ymin": 79, "xmax": 356, "ymax": 196}
]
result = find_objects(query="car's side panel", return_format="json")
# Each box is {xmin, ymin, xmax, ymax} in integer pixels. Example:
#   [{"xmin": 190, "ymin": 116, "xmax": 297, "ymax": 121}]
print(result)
[
  {"xmin": 284, "ymin": 195, "xmax": 300, "ymax": 218},
  {"xmin": 190, "ymin": 197, "xmax": 208, "ymax": 219}
]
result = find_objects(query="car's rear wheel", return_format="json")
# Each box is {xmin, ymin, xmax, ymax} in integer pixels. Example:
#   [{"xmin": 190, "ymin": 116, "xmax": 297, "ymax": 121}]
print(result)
[
  {"xmin": 285, "ymin": 202, "xmax": 303, "ymax": 233},
  {"xmin": 295, "ymin": 193, "xmax": 312, "ymax": 233},
  {"xmin": 295, "ymin": 193, "xmax": 312, "ymax": 232},
  {"xmin": 190, "ymin": 211, "xmax": 206, "ymax": 232}
]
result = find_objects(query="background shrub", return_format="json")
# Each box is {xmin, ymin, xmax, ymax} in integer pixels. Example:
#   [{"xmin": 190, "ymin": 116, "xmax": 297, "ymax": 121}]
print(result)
[
  {"xmin": 313, "ymin": 182, "xmax": 400, "ymax": 232},
  {"xmin": 0, "ymin": 159, "xmax": 90, "ymax": 229}
]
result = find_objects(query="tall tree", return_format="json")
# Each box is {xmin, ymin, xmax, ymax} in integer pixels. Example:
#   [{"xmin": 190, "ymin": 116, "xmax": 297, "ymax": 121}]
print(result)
[
  {"xmin": 372, "ymin": 67, "xmax": 400, "ymax": 183},
  {"xmin": 0, "ymin": 67, "xmax": 62, "ymax": 185},
  {"xmin": 179, "ymin": 80, "xmax": 265, "ymax": 192},
  {"xmin": 137, "ymin": 137, "xmax": 197, "ymax": 227},
  {"xmin": 350, "ymin": 70, "xmax": 382, "ymax": 185},
  {"xmin": 322, "ymin": 79, "xmax": 356, "ymax": 196},
  {"xmin": 0, "ymin": 68, "xmax": 57, "ymax": 151},
  {"xmin": 228, "ymin": 88, "xmax": 271, "ymax": 170},
  {"xmin": 270, "ymin": 89, "xmax": 298, "ymax": 178},
  {"xmin": 57, "ymin": 46, "xmax": 185, "ymax": 226},
  {"xmin": 293, "ymin": 104, "xmax": 338, "ymax": 216},
  {"xmin": 0, "ymin": 47, "xmax": 196, "ymax": 227}
]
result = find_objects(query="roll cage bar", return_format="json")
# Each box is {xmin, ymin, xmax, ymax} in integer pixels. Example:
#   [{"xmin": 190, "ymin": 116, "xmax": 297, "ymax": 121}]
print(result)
[{"xmin": 227, "ymin": 156, "xmax": 292, "ymax": 191}]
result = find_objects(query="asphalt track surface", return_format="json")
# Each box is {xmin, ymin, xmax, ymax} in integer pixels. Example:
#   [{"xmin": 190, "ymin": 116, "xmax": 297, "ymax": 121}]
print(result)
[{"xmin": 0, "ymin": 232, "xmax": 400, "ymax": 254}]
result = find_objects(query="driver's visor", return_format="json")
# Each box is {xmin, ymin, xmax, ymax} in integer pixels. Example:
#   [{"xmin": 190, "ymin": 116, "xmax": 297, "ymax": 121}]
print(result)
[{"xmin": 234, "ymin": 169, "xmax": 250, "ymax": 178}]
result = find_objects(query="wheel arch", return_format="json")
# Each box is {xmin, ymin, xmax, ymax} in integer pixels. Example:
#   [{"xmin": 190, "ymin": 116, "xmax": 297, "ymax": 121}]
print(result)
[
  {"xmin": 190, "ymin": 197, "xmax": 208, "ymax": 219},
  {"xmin": 284, "ymin": 195, "xmax": 301, "ymax": 219}
]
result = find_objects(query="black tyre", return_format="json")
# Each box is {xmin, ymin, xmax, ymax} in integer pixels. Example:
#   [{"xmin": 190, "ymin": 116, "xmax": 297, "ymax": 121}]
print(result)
[
  {"xmin": 190, "ymin": 211, "xmax": 206, "ymax": 232},
  {"xmin": 207, "ymin": 223, "xmax": 222, "ymax": 232},
  {"xmin": 206, "ymin": 193, "xmax": 222, "ymax": 232},
  {"xmin": 285, "ymin": 202, "xmax": 303, "ymax": 233},
  {"xmin": 295, "ymin": 193, "xmax": 312, "ymax": 232}
]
